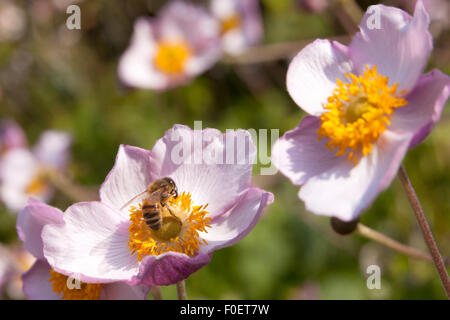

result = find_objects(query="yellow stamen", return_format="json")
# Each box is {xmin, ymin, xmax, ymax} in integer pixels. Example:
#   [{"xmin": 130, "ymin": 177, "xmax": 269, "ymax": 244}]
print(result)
[
  {"xmin": 127, "ymin": 192, "xmax": 212, "ymax": 262},
  {"xmin": 318, "ymin": 65, "xmax": 407, "ymax": 164},
  {"xmin": 48, "ymin": 269, "xmax": 103, "ymax": 300},
  {"xmin": 221, "ymin": 14, "xmax": 242, "ymax": 34},
  {"xmin": 24, "ymin": 173, "xmax": 48, "ymax": 196},
  {"xmin": 154, "ymin": 40, "xmax": 192, "ymax": 74}
]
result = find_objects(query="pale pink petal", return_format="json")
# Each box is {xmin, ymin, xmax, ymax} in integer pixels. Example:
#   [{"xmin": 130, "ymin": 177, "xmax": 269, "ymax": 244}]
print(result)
[
  {"xmin": 271, "ymin": 116, "xmax": 343, "ymax": 185},
  {"xmin": 201, "ymin": 187, "xmax": 274, "ymax": 251},
  {"xmin": 101, "ymin": 282, "xmax": 150, "ymax": 300},
  {"xmin": 211, "ymin": 0, "xmax": 263, "ymax": 54},
  {"xmin": 149, "ymin": 125, "xmax": 255, "ymax": 217},
  {"xmin": 299, "ymin": 130, "xmax": 413, "ymax": 221},
  {"xmin": 390, "ymin": 70, "xmax": 450, "ymax": 148},
  {"xmin": 16, "ymin": 199, "xmax": 64, "ymax": 260},
  {"xmin": 159, "ymin": 1, "xmax": 221, "ymax": 55},
  {"xmin": 33, "ymin": 130, "xmax": 71, "ymax": 168},
  {"xmin": 128, "ymin": 251, "xmax": 212, "ymax": 286},
  {"xmin": 118, "ymin": 18, "xmax": 169, "ymax": 90},
  {"xmin": 42, "ymin": 201, "xmax": 139, "ymax": 283},
  {"xmin": 0, "ymin": 148, "xmax": 50, "ymax": 212},
  {"xmin": 0, "ymin": 119, "xmax": 27, "ymax": 151},
  {"xmin": 22, "ymin": 260, "xmax": 60, "ymax": 300},
  {"xmin": 286, "ymin": 39, "xmax": 353, "ymax": 116},
  {"xmin": 100, "ymin": 145, "xmax": 153, "ymax": 215},
  {"xmin": 349, "ymin": 1, "xmax": 432, "ymax": 93}
]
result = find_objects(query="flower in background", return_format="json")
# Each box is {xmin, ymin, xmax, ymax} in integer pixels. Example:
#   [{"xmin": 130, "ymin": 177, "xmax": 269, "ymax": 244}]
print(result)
[
  {"xmin": 16, "ymin": 200, "xmax": 150, "ymax": 300},
  {"xmin": 0, "ymin": 245, "xmax": 35, "ymax": 299},
  {"xmin": 210, "ymin": 0, "xmax": 263, "ymax": 55},
  {"xmin": 395, "ymin": 0, "xmax": 449, "ymax": 36},
  {"xmin": 118, "ymin": 1, "xmax": 222, "ymax": 90},
  {"xmin": 41, "ymin": 125, "xmax": 273, "ymax": 286},
  {"xmin": 0, "ymin": 119, "xmax": 27, "ymax": 156},
  {"xmin": 0, "ymin": 130, "xmax": 72, "ymax": 212},
  {"xmin": 298, "ymin": 0, "xmax": 328, "ymax": 14},
  {"xmin": 0, "ymin": 0, "xmax": 26, "ymax": 43},
  {"xmin": 272, "ymin": 1, "xmax": 450, "ymax": 222}
]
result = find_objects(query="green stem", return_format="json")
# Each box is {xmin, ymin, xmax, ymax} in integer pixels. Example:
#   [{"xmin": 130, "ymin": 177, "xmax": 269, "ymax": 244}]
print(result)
[{"xmin": 397, "ymin": 165, "xmax": 450, "ymax": 298}]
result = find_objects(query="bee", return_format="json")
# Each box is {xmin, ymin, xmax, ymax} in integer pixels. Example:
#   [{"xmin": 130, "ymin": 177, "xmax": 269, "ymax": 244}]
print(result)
[{"xmin": 120, "ymin": 177, "xmax": 178, "ymax": 230}]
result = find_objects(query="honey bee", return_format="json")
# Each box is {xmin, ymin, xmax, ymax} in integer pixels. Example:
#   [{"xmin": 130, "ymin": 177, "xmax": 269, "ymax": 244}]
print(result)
[{"xmin": 120, "ymin": 177, "xmax": 178, "ymax": 230}]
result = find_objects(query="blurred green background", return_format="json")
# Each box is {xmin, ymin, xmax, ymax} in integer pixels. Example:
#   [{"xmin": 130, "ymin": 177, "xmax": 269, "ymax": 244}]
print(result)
[{"xmin": 0, "ymin": 0, "xmax": 449, "ymax": 299}]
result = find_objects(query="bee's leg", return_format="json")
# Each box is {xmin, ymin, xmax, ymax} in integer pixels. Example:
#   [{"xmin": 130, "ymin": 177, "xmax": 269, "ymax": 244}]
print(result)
[{"xmin": 162, "ymin": 202, "xmax": 177, "ymax": 218}]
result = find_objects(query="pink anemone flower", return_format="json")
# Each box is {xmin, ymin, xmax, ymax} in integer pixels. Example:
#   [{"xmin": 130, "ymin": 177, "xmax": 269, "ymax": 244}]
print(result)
[
  {"xmin": 16, "ymin": 200, "xmax": 150, "ymax": 300},
  {"xmin": 272, "ymin": 1, "xmax": 450, "ymax": 222},
  {"xmin": 0, "ymin": 130, "xmax": 71, "ymax": 212},
  {"xmin": 210, "ymin": 0, "xmax": 263, "ymax": 55},
  {"xmin": 40, "ymin": 125, "xmax": 273, "ymax": 286},
  {"xmin": 118, "ymin": 1, "xmax": 222, "ymax": 90}
]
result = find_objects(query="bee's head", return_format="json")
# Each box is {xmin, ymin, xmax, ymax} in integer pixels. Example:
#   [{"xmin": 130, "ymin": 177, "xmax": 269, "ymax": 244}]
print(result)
[{"xmin": 164, "ymin": 177, "xmax": 178, "ymax": 198}]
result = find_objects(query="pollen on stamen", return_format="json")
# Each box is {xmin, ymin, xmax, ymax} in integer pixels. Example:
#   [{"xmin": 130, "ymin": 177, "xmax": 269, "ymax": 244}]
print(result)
[
  {"xmin": 154, "ymin": 40, "xmax": 192, "ymax": 75},
  {"xmin": 48, "ymin": 269, "xmax": 103, "ymax": 300},
  {"xmin": 317, "ymin": 65, "xmax": 407, "ymax": 164},
  {"xmin": 127, "ymin": 192, "xmax": 212, "ymax": 262}
]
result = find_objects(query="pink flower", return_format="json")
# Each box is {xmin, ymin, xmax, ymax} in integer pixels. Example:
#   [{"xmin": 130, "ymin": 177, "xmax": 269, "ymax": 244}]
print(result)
[
  {"xmin": 0, "ymin": 130, "xmax": 72, "ymax": 212},
  {"xmin": 272, "ymin": 1, "xmax": 450, "ymax": 222},
  {"xmin": 118, "ymin": 1, "xmax": 222, "ymax": 90},
  {"xmin": 41, "ymin": 125, "xmax": 273, "ymax": 286},
  {"xmin": 210, "ymin": 0, "xmax": 263, "ymax": 54},
  {"xmin": 0, "ymin": 245, "xmax": 36, "ymax": 299},
  {"xmin": 0, "ymin": 119, "xmax": 27, "ymax": 154},
  {"xmin": 16, "ymin": 199, "xmax": 150, "ymax": 300}
]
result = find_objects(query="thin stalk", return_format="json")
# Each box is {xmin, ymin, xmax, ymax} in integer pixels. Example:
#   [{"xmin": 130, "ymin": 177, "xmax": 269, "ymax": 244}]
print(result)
[
  {"xmin": 397, "ymin": 165, "xmax": 450, "ymax": 298},
  {"xmin": 43, "ymin": 168, "xmax": 98, "ymax": 202},
  {"xmin": 356, "ymin": 223, "xmax": 432, "ymax": 262},
  {"xmin": 150, "ymin": 286, "xmax": 162, "ymax": 300},
  {"xmin": 176, "ymin": 280, "xmax": 187, "ymax": 300}
]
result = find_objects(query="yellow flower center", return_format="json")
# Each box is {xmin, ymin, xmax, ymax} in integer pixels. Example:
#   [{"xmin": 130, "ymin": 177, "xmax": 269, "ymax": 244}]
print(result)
[
  {"xmin": 127, "ymin": 192, "xmax": 211, "ymax": 262},
  {"xmin": 48, "ymin": 269, "xmax": 103, "ymax": 300},
  {"xmin": 318, "ymin": 65, "xmax": 407, "ymax": 163},
  {"xmin": 221, "ymin": 14, "xmax": 242, "ymax": 34},
  {"xmin": 154, "ymin": 40, "xmax": 192, "ymax": 74},
  {"xmin": 24, "ymin": 172, "xmax": 48, "ymax": 196}
]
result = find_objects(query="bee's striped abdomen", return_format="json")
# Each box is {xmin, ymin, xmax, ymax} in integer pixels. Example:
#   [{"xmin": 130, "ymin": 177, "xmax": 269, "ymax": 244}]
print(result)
[{"xmin": 142, "ymin": 203, "xmax": 161, "ymax": 230}]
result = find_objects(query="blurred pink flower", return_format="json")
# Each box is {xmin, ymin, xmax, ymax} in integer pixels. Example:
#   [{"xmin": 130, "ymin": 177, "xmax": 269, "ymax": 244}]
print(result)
[
  {"xmin": 118, "ymin": 1, "xmax": 222, "ymax": 90},
  {"xmin": 0, "ymin": 1, "xmax": 26, "ymax": 43},
  {"xmin": 0, "ymin": 245, "xmax": 35, "ymax": 299},
  {"xmin": 16, "ymin": 200, "xmax": 150, "ymax": 300},
  {"xmin": 0, "ymin": 119, "xmax": 27, "ymax": 155},
  {"xmin": 298, "ymin": 0, "xmax": 328, "ymax": 13},
  {"xmin": 0, "ymin": 130, "xmax": 72, "ymax": 212},
  {"xmin": 210, "ymin": 0, "xmax": 263, "ymax": 55},
  {"xmin": 41, "ymin": 125, "xmax": 273, "ymax": 286},
  {"xmin": 272, "ymin": 1, "xmax": 450, "ymax": 222},
  {"xmin": 395, "ymin": 0, "xmax": 449, "ymax": 36}
]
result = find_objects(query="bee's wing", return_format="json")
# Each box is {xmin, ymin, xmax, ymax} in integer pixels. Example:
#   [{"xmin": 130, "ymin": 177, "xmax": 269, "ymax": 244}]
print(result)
[
  {"xmin": 119, "ymin": 190, "xmax": 148, "ymax": 211},
  {"xmin": 146, "ymin": 190, "xmax": 163, "ymax": 203}
]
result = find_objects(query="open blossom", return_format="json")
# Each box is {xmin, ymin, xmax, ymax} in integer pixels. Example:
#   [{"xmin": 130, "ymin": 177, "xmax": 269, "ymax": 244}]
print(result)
[
  {"xmin": 41, "ymin": 125, "xmax": 273, "ymax": 286},
  {"xmin": 0, "ymin": 130, "xmax": 72, "ymax": 212},
  {"xmin": 118, "ymin": 1, "xmax": 222, "ymax": 90},
  {"xmin": 16, "ymin": 199, "xmax": 150, "ymax": 300},
  {"xmin": 210, "ymin": 0, "xmax": 263, "ymax": 55},
  {"xmin": 272, "ymin": 1, "xmax": 450, "ymax": 222}
]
